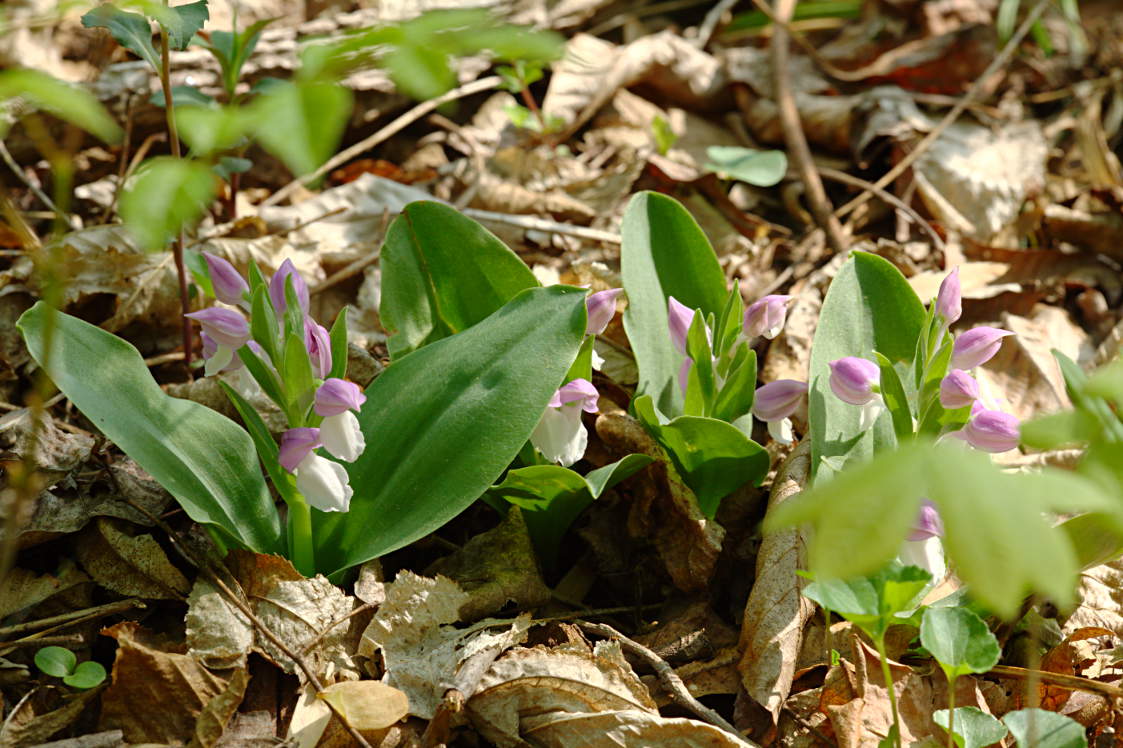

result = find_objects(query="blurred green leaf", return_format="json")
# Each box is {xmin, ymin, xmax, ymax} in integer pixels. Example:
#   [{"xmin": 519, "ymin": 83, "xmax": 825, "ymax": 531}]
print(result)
[
  {"xmin": 175, "ymin": 105, "xmax": 250, "ymax": 155},
  {"xmin": 0, "ymin": 68, "xmax": 122, "ymax": 143},
  {"xmin": 705, "ymin": 145, "xmax": 788, "ymax": 187},
  {"xmin": 119, "ymin": 157, "xmax": 216, "ymax": 250},
  {"xmin": 1003, "ymin": 709, "xmax": 1086, "ymax": 748},
  {"xmin": 933, "ymin": 707, "xmax": 1008, "ymax": 748},
  {"xmin": 250, "ymin": 80, "xmax": 352, "ymax": 177},
  {"xmin": 81, "ymin": 4, "xmax": 160, "ymax": 69}
]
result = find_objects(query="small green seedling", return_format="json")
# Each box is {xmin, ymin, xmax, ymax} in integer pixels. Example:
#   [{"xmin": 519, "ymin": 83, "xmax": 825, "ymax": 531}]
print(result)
[
  {"xmin": 651, "ymin": 115, "xmax": 677, "ymax": 155},
  {"xmin": 921, "ymin": 607, "xmax": 1001, "ymax": 748},
  {"xmin": 35, "ymin": 646, "xmax": 106, "ymax": 690},
  {"xmin": 1002, "ymin": 708, "xmax": 1087, "ymax": 748},
  {"xmin": 933, "ymin": 708, "xmax": 1007, "ymax": 748}
]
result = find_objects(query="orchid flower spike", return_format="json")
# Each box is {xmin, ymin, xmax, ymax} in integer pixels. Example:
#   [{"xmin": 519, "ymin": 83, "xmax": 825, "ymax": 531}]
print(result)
[
  {"xmin": 269, "ymin": 258, "xmax": 310, "ymax": 315},
  {"xmin": 951, "ymin": 326, "xmax": 1014, "ymax": 370},
  {"xmin": 959, "ymin": 405, "xmax": 1020, "ymax": 453},
  {"xmin": 304, "ymin": 320, "xmax": 332, "ymax": 379},
  {"xmin": 279, "ymin": 427, "xmax": 353, "ymax": 513},
  {"xmin": 939, "ymin": 369, "xmax": 979, "ymax": 410},
  {"xmin": 202, "ymin": 252, "xmax": 249, "ymax": 307},
  {"xmin": 314, "ymin": 378, "xmax": 367, "ymax": 463},
  {"xmin": 185, "ymin": 307, "xmax": 250, "ymax": 376},
  {"xmin": 935, "ymin": 267, "xmax": 961, "ymax": 326},
  {"xmin": 744, "ymin": 295, "xmax": 793, "ymax": 340},
  {"xmin": 752, "ymin": 379, "xmax": 807, "ymax": 444},
  {"xmin": 898, "ymin": 499, "xmax": 946, "ymax": 581},
  {"xmin": 531, "ymin": 378, "xmax": 599, "ymax": 467},
  {"xmin": 828, "ymin": 356, "xmax": 883, "ymax": 430},
  {"xmin": 585, "ymin": 288, "xmax": 622, "ymax": 336}
]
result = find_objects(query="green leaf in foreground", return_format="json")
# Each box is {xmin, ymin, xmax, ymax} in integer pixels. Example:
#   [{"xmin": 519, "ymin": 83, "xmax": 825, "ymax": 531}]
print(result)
[
  {"xmin": 81, "ymin": 4, "xmax": 160, "ymax": 69},
  {"xmin": 119, "ymin": 157, "xmax": 217, "ymax": 251},
  {"xmin": 313, "ymin": 285, "xmax": 588, "ymax": 578},
  {"xmin": 921, "ymin": 607, "xmax": 1000, "ymax": 679},
  {"xmin": 35, "ymin": 646, "xmax": 75, "ymax": 678},
  {"xmin": 765, "ymin": 439, "xmax": 1117, "ymax": 618},
  {"xmin": 933, "ymin": 707, "xmax": 1008, "ymax": 748},
  {"xmin": 704, "ymin": 145, "xmax": 788, "ymax": 187},
  {"xmin": 1002, "ymin": 709, "xmax": 1086, "ymax": 748},
  {"xmin": 17, "ymin": 302, "xmax": 283, "ymax": 555},
  {"xmin": 0, "ymin": 68, "xmax": 122, "ymax": 144}
]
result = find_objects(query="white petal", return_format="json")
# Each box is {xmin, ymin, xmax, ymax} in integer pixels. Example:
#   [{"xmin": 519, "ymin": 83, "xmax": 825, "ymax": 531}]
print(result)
[
  {"xmin": 205, "ymin": 344, "xmax": 234, "ymax": 376},
  {"xmin": 591, "ymin": 348, "xmax": 605, "ymax": 371},
  {"xmin": 531, "ymin": 406, "xmax": 587, "ymax": 467},
  {"xmin": 295, "ymin": 453, "xmax": 353, "ymax": 512},
  {"xmin": 320, "ymin": 411, "xmax": 365, "ymax": 462},
  {"xmin": 898, "ymin": 536, "xmax": 946, "ymax": 582},
  {"xmin": 857, "ymin": 399, "xmax": 885, "ymax": 431},
  {"xmin": 767, "ymin": 417, "xmax": 794, "ymax": 444}
]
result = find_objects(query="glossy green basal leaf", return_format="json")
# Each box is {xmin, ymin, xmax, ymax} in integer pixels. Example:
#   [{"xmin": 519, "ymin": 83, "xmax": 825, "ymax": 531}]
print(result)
[
  {"xmin": 380, "ymin": 201, "xmax": 539, "ymax": 358},
  {"xmin": 933, "ymin": 708, "xmax": 1008, "ymax": 748},
  {"xmin": 634, "ymin": 395, "xmax": 768, "ymax": 518},
  {"xmin": 119, "ymin": 157, "xmax": 217, "ymax": 251},
  {"xmin": 18, "ymin": 303, "xmax": 283, "ymax": 554},
  {"xmin": 313, "ymin": 286, "xmax": 587, "ymax": 578},
  {"xmin": 81, "ymin": 4, "xmax": 160, "ymax": 69},
  {"xmin": 765, "ymin": 439, "xmax": 1117, "ymax": 618},
  {"xmin": 808, "ymin": 251, "xmax": 925, "ymax": 478},
  {"xmin": 920, "ymin": 607, "xmax": 1000, "ymax": 680},
  {"xmin": 621, "ymin": 192, "xmax": 728, "ymax": 416},
  {"xmin": 488, "ymin": 454, "xmax": 653, "ymax": 567},
  {"xmin": 250, "ymin": 80, "xmax": 352, "ymax": 177},
  {"xmin": 0, "ymin": 69, "xmax": 122, "ymax": 144},
  {"xmin": 1003, "ymin": 709, "xmax": 1086, "ymax": 748}
]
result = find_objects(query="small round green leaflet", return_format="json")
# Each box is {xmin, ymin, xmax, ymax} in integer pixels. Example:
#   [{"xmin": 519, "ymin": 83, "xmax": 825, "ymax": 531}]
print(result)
[
  {"xmin": 921, "ymin": 608, "xmax": 1001, "ymax": 680},
  {"xmin": 63, "ymin": 661, "xmax": 107, "ymax": 690},
  {"xmin": 704, "ymin": 145, "xmax": 788, "ymax": 187},
  {"xmin": 1002, "ymin": 708, "xmax": 1087, "ymax": 748},
  {"xmin": 34, "ymin": 646, "xmax": 76, "ymax": 678},
  {"xmin": 933, "ymin": 707, "xmax": 1007, "ymax": 748}
]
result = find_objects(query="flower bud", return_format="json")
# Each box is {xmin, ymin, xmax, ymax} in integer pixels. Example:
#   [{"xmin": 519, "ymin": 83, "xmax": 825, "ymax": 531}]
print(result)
[
  {"xmin": 549, "ymin": 378, "xmax": 599, "ymax": 413},
  {"xmin": 585, "ymin": 288, "xmax": 622, "ymax": 336},
  {"xmin": 304, "ymin": 319, "xmax": 332, "ymax": 379},
  {"xmin": 268, "ymin": 258, "xmax": 310, "ymax": 315},
  {"xmin": 828, "ymin": 357, "xmax": 880, "ymax": 405},
  {"xmin": 279, "ymin": 427, "xmax": 321, "ymax": 472},
  {"xmin": 908, "ymin": 499, "xmax": 943, "ymax": 541},
  {"xmin": 744, "ymin": 295, "xmax": 792, "ymax": 340},
  {"xmin": 935, "ymin": 267, "xmax": 961, "ymax": 325},
  {"xmin": 951, "ymin": 327, "xmax": 1014, "ymax": 370},
  {"xmin": 962, "ymin": 408, "xmax": 1019, "ymax": 453},
  {"xmin": 202, "ymin": 252, "xmax": 249, "ymax": 306},
  {"xmin": 315, "ymin": 378, "xmax": 366, "ymax": 417},
  {"xmin": 185, "ymin": 307, "xmax": 250, "ymax": 348},
  {"xmin": 752, "ymin": 379, "xmax": 807, "ymax": 422},
  {"xmin": 667, "ymin": 296, "xmax": 695, "ymax": 355},
  {"xmin": 939, "ymin": 369, "xmax": 979, "ymax": 409}
]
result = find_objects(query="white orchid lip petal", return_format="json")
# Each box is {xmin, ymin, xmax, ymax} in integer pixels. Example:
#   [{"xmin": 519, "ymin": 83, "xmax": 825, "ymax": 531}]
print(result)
[
  {"xmin": 295, "ymin": 453, "xmax": 353, "ymax": 513},
  {"xmin": 531, "ymin": 403, "xmax": 588, "ymax": 467},
  {"xmin": 319, "ymin": 411, "xmax": 365, "ymax": 462}
]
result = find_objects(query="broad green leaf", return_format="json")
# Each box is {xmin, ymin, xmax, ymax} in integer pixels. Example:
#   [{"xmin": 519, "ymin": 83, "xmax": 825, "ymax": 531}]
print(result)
[
  {"xmin": 328, "ymin": 309, "xmax": 348, "ymax": 380},
  {"xmin": 634, "ymin": 395, "xmax": 768, "ymax": 518},
  {"xmin": 35, "ymin": 646, "xmax": 75, "ymax": 677},
  {"xmin": 384, "ymin": 44, "xmax": 455, "ymax": 102},
  {"xmin": 63, "ymin": 660, "xmax": 107, "ymax": 689},
  {"xmin": 712, "ymin": 344, "xmax": 756, "ymax": 425},
  {"xmin": 250, "ymin": 80, "xmax": 352, "ymax": 176},
  {"xmin": 489, "ymin": 454, "xmax": 652, "ymax": 567},
  {"xmin": 219, "ymin": 381, "xmax": 296, "ymax": 505},
  {"xmin": 920, "ymin": 607, "xmax": 1000, "ymax": 679},
  {"xmin": 933, "ymin": 707, "xmax": 1008, "ymax": 748},
  {"xmin": 119, "ymin": 157, "xmax": 216, "ymax": 250},
  {"xmin": 18, "ymin": 303, "xmax": 283, "ymax": 554},
  {"xmin": 175, "ymin": 105, "xmax": 250, "ymax": 155},
  {"xmin": 808, "ymin": 251, "xmax": 925, "ymax": 478},
  {"xmin": 214, "ymin": 156, "xmax": 252, "ymax": 181},
  {"xmin": 380, "ymin": 201, "xmax": 539, "ymax": 358},
  {"xmin": 81, "ymin": 4, "xmax": 160, "ymax": 69},
  {"xmin": 621, "ymin": 192, "xmax": 728, "ymax": 416},
  {"xmin": 1003, "ymin": 709, "xmax": 1086, "ymax": 748},
  {"xmin": 313, "ymin": 286, "xmax": 587, "ymax": 578},
  {"xmin": 164, "ymin": 0, "xmax": 208, "ymax": 50},
  {"xmin": 874, "ymin": 352, "xmax": 913, "ymax": 441},
  {"xmin": 0, "ymin": 69, "xmax": 122, "ymax": 144},
  {"xmin": 803, "ymin": 563, "xmax": 929, "ymax": 639},
  {"xmin": 1020, "ymin": 409, "xmax": 1099, "ymax": 449},
  {"xmin": 766, "ymin": 439, "xmax": 1116, "ymax": 618},
  {"xmin": 704, "ymin": 145, "xmax": 788, "ymax": 187}
]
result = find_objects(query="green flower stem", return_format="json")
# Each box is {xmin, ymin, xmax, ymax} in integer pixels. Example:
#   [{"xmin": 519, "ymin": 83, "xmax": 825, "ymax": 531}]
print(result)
[
  {"xmin": 288, "ymin": 495, "xmax": 315, "ymax": 576},
  {"xmin": 874, "ymin": 634, "xmax": 902, "ymax": 748},
  {"xmin": 946, "ymin": 674, "xmax": 957, "ymax": 748}
]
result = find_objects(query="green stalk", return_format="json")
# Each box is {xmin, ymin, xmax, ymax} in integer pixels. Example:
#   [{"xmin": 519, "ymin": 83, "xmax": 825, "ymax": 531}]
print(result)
[
  {"xmin": 288, "ymin": 496, "xmax": 315, "ymax": 576},
  {"xmin": 946, "ymin": 673, "xmax": 957, "ymax": 748},
  {"xmin": 874, "ymin": 634, "xmax": 902, "ymax": 748}
]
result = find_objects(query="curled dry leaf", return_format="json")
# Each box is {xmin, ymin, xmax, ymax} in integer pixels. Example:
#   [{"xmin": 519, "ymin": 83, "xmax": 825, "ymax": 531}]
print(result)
[
  {"xmin": 0, "ymin": 687, "xmax": 102, "ymax": 747},
  {"xmin": 100, "ymin": 621, "xmax": 248, "ymax": 745},
  {"xmin": 360, "ymin": 571, "xmax": 532, "ymax": 720},
  {"xmin": 520, "ymin": 708, "xmax": 757, "ymax": 748},
  {"xmin": 0, "ymin": 559, "xmax": 89, "ymax": 619},
  {"xmin": 0, "ymin": 408, "xmax": 93, "ymax": 485},
  {"xmin": 1065, "ymin": 558, "xmax": 1123, "ymax": 640},
  {"xmin": 595, "ymin": 411, "xmax": 725, "ymax": 593},
  {"xmin": 738, "ymin": 441, "xmax": 815, "ymax": 722},
  {"xmin": 76, "ymin": 518, "xmax": 191, "ymax": 600}
]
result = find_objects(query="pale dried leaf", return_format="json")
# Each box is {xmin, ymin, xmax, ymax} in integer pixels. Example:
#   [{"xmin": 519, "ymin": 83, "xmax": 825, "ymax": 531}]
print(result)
[
  {"xmin": 739, "ymin": 442, "xmax": 814, "ymax": 720},
  {"xmin": 185, "ymin": 578, "xmax": 254, "ymax": 670},
  {"xmin": 0, "ymin": 559, "xmax": 88, "ymax": 619},
  {"xmin": 255, "ymin": 575, "xmax": 360, "ymax": 680},
  {"xmin": 318, "ymin": 681, "xmax": 409, "ymax": 731},
  {"xmin": 76, "ymin": 518, "xmax": 190, "ymax": 599},
  {"xmin": 190, "ymin": 667, "xmax": 250, "ymax": 748},
  {"xmin": 1064, "ymin": 558, "xmax": 1123, "ymax": 638},
  {"xmin": 0, "ymin": 409, "xmax": 93, "ymax": 482},
  {"xmin": 521, "ymin": 708, "xmax": 756, "ymax": 747},
  {"xmin": 0, "ymin": 688, "xmax": 102, "ymax": 748}
]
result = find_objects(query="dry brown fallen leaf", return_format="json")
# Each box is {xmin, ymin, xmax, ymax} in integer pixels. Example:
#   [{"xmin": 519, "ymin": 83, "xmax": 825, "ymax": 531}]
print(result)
[
  {"xmin": 0, "ymin": 559, "xmax": 89, "ymax": 620},
  {"xmin": 1065, "ymin": 558, "xmax": 1123, "ymax": 640},
  {"xmin": 0, "ymin": 687, "xmax": 103, "ymax": 747},
  {"xmin": 75, "ymin": 517, "xmax": 191, "ymax": 600},
  {"xmin": 99, "ymin": 621, "xmax": 248, "ymax": 745},
  {"xmin": 739, "ymin": 441, "xmax": 814, "ymax": 722},
  {"xmin": 521, "ymin": 708, "xmax": 756, "ymax": 747}
]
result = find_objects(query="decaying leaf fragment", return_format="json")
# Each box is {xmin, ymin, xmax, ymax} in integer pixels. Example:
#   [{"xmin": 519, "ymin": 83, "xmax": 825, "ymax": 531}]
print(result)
[{"xmin": 76, "ymin": 517, "xmax": 191, "ymax": 599}]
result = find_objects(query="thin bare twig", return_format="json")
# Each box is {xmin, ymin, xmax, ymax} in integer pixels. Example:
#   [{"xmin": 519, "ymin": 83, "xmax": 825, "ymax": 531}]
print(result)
[
  {"xmin": 770, "ymin": 0, "xmax": 847, "ymax": 254},
  {"xmin": 0, "ymin": 599, "xmax": 144, "ymax": 638},
  {"xmin": 575, "ymin": 621, "xmax": 754, "ymax": 743},
  {"xmin": 694, "ymin": 0, "xmax": 739, "ymax": 49},
  {"xmin": 0, "ymin": 140, "xmax": 66, "ymax": 222},
  {"xmin": 990, "ymin": 664, "xmax": 1123, "ymax": 700},
  {"xmin": 816, "ymin": 166, "xmax": 945, "ymax": 250},
  {"xmin": 264, "ymin": 76, "xmax": 503, "ymax": 207},
  {"xmin": 461, "ymin": 207, "xmax": 622, "ymax": 244}
]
